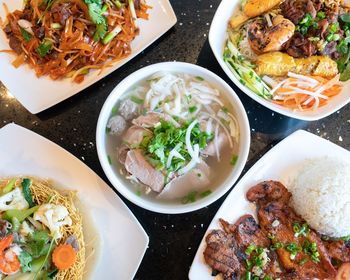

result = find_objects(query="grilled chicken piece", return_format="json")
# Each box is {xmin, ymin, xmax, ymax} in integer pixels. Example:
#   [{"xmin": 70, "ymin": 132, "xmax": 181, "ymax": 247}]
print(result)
[
  {"xmin": 324, "ymin": 239, "xmax": 350, "ymax": 263},
  {"xmin": 247, "ymin": 181, "xmax": 337, "ymax": 279}
]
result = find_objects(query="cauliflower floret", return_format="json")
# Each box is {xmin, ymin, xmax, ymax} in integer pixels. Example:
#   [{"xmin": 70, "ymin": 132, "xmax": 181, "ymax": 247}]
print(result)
[
  {"xmin": 33, "ymin": 204, "xmax": 72, "ymax": 239},
  {"xmin": 0, "ymin": 188, "xmax": 29, "ymax": 211},
  {"xmin": 19, "ymin": 221, "xmax": 34, "ymax": 238}
]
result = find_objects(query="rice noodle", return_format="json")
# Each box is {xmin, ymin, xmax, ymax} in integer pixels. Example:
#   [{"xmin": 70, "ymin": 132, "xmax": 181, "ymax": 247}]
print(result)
[{"xmin": 201, "ymin": 112, "xmax": 233, "ymax": 148}]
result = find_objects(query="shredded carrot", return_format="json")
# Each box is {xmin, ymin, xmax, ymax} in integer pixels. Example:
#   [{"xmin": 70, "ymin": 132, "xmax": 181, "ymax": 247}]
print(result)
[
  {"xmin": 52, "ymin": 244, "xmax": 77, "ymax": 270},
  {"xmin": 271, "ymin": 74, "xmax": 342, "ymax": 111}
]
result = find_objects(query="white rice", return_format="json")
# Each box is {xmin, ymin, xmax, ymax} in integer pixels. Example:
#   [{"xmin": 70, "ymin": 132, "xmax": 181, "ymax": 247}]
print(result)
[{"xmin": 290, "ymin": 157, "xmax": 350, "ymax": 238}]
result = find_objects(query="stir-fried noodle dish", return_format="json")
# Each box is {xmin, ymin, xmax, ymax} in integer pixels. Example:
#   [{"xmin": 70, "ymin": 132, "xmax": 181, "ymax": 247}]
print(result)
[{"xmin": 0, "ymin": 0, "xmax": 149, "ymax": 83}]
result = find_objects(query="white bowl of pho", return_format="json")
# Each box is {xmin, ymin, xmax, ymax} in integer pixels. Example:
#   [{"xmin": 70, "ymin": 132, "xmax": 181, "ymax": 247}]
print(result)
[{"xmin": 96, "ymin": 62, "xmax": 250, "ymax": 213}]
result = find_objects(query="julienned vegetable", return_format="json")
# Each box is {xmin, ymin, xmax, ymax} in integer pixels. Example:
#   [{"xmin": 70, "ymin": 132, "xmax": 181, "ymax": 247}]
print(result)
[
  {"xmin": 0, "ymin": 177, "xmax": 85, "ymax": 279},
  {"xmin": 224, "ymin": 38, "xmax": 272, "ymax": 99}
]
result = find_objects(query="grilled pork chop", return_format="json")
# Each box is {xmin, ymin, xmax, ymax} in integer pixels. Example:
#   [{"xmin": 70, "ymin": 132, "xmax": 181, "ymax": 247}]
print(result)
[
  {"xmin": 204, "ymin": 215, "xmax": 280, "ymax": 279},
  {"xmin": 247, "ymin": 181, "xmax": 337, "ymax": 279}
]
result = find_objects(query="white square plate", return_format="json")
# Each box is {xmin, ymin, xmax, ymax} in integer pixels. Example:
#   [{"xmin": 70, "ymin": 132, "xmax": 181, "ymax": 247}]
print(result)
[
  {"xmin": 189, "ymin": 129, "xmax": 350, "ymax": 279},
  {"xmin": 0, "ymin": 123, "xmax": 149, "ymax": 279},
  {"xmin": 0, "ymin": 0, "xmax": 177, "ymax": 114},
  {"xmin": 209, "ymin": 0, "xmax": 350, "ymax": 121}
]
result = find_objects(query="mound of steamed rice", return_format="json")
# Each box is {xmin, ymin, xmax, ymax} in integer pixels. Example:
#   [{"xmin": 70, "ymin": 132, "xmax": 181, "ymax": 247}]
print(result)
[{"xmin": 290, "ymin": 157, "xmax": 350, "ymax": 238}]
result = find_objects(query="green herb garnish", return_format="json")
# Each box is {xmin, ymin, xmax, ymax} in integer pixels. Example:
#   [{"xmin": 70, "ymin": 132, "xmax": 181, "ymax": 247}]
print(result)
[
  {"xmin": 107, "ymin": 155, "xmax": 112, "ymax": 165},
  {"xmin": 195, "ymin": 76, "xmax": 204, "ymax": 81},
  {"xmin": 20, "ymin": 28, "xmax": 32, "ymax": 42},
  {"xmin": 36, "ymin": 39, "xmax": 52, "ymax": 57},
  {"xmin": 230, "ymin": 155, "xmax": 238, "ymax": 166},
  {"xmin": 182, "ymin": 191, "xmax": 197, "ymax": 204},
  {"xmin": 130, "ymin": 96, "xmax": 144, "ymax": 104},
  {"xmin": 22, "ymin": 178, "xmax": 36, "ymax": 208},
  {"xmin": 293, "ymin": 223, "xmax": 310, "ymax": 238},
  {"xmin": 189, "ymin": 106, "xmax": 197, "ymax": 113},
  {"xmin": 200, "ymin": 190, "xmax": 212, "ymax": 198}
]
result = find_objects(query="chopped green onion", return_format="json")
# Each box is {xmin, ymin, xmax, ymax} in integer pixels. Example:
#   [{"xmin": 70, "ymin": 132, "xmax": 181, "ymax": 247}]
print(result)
[
  {"xmin": 299, "ymin": 258, "xmax": 308, "ymax": 265},
  {"xmin": 20, "ymin": 28, "xmax": 32, "ymax": 42},
  {"xmin": 182, "ymin": 191, "xmax": 197, "ymax": 204},
  {"xmin": 245, "ymin": 271, "xmax": 251, "ymax": 280},
  {"xmin": 102, "ymin": 25, "xmax": 122, "ymax": 45},
  {"xmin": 130, "ymin": 95, "xmax": 144, "ymax": 104},
  {"xmin": 230, "ymin": 155, "xmax": 238, "ymax": 166},
  {"xmin": 36, "ymin": 39, "xmax": 52, "ymax": 57},
  {"xmin": 200, "ymin": 190, "xmax": 212, "ymax": 198},
  {"xmin": 107, "ymin": 155, "xmax": 112, "ymax": 165},
  {"xmin": 245, "ymin": 244, "xmax": 256, "ymax": 255},
  {"xmin": 195, "ymin": 76, "xmax": 204, "ymax": 81},
  {"xmin": 112, "ymin": 106, "xmax": 118, "ymax": 115},
  {"xmin": 189, "ymin": 106, "xmax": 197, "ymax": 113},
  {"xmin": 317, "ymin": 11, "xmax": 326, "ymax": 20}
]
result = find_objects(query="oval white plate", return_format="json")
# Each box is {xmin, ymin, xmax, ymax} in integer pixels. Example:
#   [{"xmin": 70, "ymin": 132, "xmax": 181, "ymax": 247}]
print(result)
[
  {"xmin": 189, "ymin": 130, "xmax": 350, "ymax": 279},
  {"xmin": 0, "ymin": 123, "xmax": 149, "ymax": 280},
  {"xmin": 208, "ymin": 0, "xmax": 350, "ymax": 121},
  {"xmin": 0, "ymin": 0, "xmax": 177, "ymax": 114}
]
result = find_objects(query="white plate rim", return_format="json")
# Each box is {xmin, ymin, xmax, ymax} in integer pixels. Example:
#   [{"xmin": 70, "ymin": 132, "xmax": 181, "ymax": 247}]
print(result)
[
  {"xmin": 0, "ymin": 123, "xmax": 149, "ymax": 279},
  {"xmin": 189, "ymin": 129, "xmax": 350, "ymax": 279},
  {"xmin": 208, "ymin": 0, "xmax": 350, "ymax": 121}
]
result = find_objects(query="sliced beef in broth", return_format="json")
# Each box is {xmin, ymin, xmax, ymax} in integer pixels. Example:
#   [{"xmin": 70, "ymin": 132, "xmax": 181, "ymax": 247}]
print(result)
[
  {"xmin": 132, "ymin": 112, "xmax": 180, "ymax": 128},
  {"xmin": 123, "ymin": 126, "xmax": 152, "ymax": 146},
  {"xmin": 124, "ymin": 149, "xmax": 165, "ymax": 192},
  {"xmin": 158, "ymin": 160, "xmax": 211, "ymax": 200}
]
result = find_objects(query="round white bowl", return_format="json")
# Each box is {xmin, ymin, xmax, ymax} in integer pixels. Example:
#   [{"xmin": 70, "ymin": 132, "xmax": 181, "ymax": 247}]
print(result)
[{"xmin": 96, "ymin": 62, "xmax": 250, "ymax": 214}]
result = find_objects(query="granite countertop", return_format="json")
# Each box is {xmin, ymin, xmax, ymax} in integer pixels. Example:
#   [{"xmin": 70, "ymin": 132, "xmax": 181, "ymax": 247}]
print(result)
[{"xmin": 0, "ymin": 0, "xmax": 349, "ymax": 279}]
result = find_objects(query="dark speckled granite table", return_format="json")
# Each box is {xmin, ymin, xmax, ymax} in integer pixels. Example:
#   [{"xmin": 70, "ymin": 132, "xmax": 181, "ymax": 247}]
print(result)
[{"xmin": 0, "ymin": 1, "xmax": 349, "ymax": 279}]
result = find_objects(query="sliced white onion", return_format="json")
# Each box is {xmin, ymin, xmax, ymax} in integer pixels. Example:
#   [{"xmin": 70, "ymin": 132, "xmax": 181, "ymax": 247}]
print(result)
[
  {"xmin": 206, "ymin": 118, "xmax": 213, "ymax": 134},
  {"xmin": 201, "ymin": 112, "xmax": 233, "ymax": 148},
  {"xmin": 166, "ymin": 143, "xmax": 184, "ymax": 168},
  {"xmin": 17, "ymin": 19, "xmax": 33, "ymax": 35},
  {"xmin": 178, "ymin": 144, "xmax": 199, "ymax": 175},
  {"xmin": 185, "ymin": 120, "xmax": 198, "ymax": 158}
]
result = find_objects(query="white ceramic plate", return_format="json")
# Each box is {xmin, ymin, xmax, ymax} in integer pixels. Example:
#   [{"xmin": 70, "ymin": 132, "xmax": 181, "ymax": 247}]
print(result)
[
  {"xmin": 189, "ymin": 129, "xmax": 350, "ymax": 279},
  {"xmin": 0, "ymin": 123, "xmax": 149, "ymax": 280},
  {"xmin": 96, "ymin": 62, "xmax": 251, "ymax": 214},
  {"xmin": 0, "ymin": 0, "xmax": 177, "ymax": 114},
  {"xmin": 209, "ymin": 0, "xmax": 350, "ymax": 121}
]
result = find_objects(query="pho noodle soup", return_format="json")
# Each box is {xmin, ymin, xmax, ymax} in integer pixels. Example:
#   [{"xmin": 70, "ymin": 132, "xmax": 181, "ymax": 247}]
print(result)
[{"xmin": 105, "ymin": 72, "xmax": 240, "ymax": 204}]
